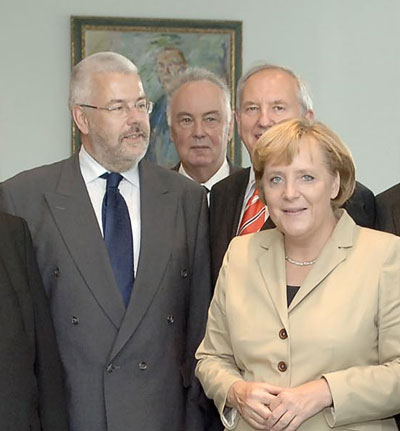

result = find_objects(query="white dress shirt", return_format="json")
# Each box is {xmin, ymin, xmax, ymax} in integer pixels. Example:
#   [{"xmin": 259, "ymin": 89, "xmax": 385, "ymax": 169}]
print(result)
[
  {"xmin": 179, "ymin": 159, "xmax": 231, "ymax": 204},
  {"xmin": 79, "ymin": 146, "xmax": 141, "ymax": 274}
]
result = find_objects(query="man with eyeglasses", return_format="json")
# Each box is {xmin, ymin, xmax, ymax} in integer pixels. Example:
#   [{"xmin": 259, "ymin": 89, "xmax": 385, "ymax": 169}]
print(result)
[{"xmin": 0, "ymin": 52, "xmax": 212, "ymax": 431}]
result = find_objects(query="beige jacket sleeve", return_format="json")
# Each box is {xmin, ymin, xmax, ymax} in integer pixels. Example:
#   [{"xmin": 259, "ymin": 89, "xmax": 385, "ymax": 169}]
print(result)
[
  {"xmin": 196, "ymin": 242, "xmax": 244, "ymax": 429},
  {"xmin": 323, "ymin": 235, "xmax": 400, "ymax": 426}
]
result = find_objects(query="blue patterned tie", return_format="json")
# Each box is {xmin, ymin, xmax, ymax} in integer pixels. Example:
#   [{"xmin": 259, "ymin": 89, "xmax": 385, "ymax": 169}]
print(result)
[{"xmin": 101, "ymin": 173, "xmax": 134, "ymax": 306}]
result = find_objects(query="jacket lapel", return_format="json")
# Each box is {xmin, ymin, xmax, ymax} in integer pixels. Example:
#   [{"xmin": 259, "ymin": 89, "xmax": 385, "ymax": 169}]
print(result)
[
  {"xmin": 289, "ymin": 210, "xmax": 355, "ymax": 312},
  {"xmin": 256, "ymin": 230, "xmax": 289, "ymax": 328},
  {"xmin": 109, "ymin": 161, "xmax": 176, "ymax": 358},
  {"xmin": 256, "ymin": 211, "xmax": 356, "ymax": 321},
  {"xmin": 231, "ymin": 168, "xmax": 250, "ymax": 237},
  {"xmin": 45, "ymin": 155, "xmax": 126, "ymax": 329}
]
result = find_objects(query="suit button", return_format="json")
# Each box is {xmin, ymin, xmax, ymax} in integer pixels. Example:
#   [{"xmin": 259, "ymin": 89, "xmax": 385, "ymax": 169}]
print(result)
[
  {"xmin": 167, "ymin": 314, "xmax": 175, "ymax": 324},
  {"xmin": 138, "ymin": 361, "xmax": 147, "ymax": 370},
  {"xmin": 180, "ymin": 269, "xmax": 189, "ymax": 278},
  {"xmin": 106, "ymin": 363, "xmax": 115, "ymax": 373},
  {"xmin": 54, "ymin": 267, "xmax": 60, "ymax": 277},
  {"xmin": 277, "ymin": 361, "xmax": 287, "ymax": 372},
  {"xmin": 71, "ymin": 316, "xmax": 79, "ymax": 325},
  {"xmin": 279, "ymin": 329, "xmax": 288, "ymax": 339}
]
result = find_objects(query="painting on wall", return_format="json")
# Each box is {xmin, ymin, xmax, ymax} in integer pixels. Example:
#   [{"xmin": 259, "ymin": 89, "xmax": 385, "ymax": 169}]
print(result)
[{"xmin": 71, "ymin": 16, "xmax": 242, "ymax": 167}]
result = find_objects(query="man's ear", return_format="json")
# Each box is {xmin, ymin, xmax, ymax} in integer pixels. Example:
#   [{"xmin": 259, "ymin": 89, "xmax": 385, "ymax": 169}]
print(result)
[
  {"xmin": 227, "ymin": 111, "xmax": 234, "ymax": 141},
  {"xmin": 305, "ymin": 109, "xmax": 314, "ymax": 120},
  {"xmin": 169, "ymin": 124, "xmax": 175, "ymax": 144},
  {"xmin": 72, "ymin": 105, "xmax": 90, "ymax": 135},
  {"xmin": 235, "ymin": 109, "xmax": 241, "ymax": 128}
]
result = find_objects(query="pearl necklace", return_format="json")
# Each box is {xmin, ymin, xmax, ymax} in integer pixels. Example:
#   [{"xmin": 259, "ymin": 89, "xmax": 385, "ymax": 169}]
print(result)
[{"xmin": 285, "ymin": 255, "xmax": 317, "ymax": 266}]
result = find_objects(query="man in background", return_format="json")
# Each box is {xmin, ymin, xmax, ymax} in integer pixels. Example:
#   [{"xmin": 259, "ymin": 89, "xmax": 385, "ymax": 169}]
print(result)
[
  {"xmin": 146, "ymin": 47, "xmax": 187, "ymax": 167},
  {"xmin": 371, "ymin": 187, "xmax": 400, "ymax": 431},
  {"xmin": 168, "ymin": 67, "xmax": 240, "ymax": 197},
  {"xmin": 376, "ymin": 183, "xmax": 400, "ymax": 235},
  {"xmin": 210, "ymin": 64, "xmax": 376, "ymax": 285},
  {"xmin": 0, "ymin": 52, "xmax": 211, "ymax": 431}
]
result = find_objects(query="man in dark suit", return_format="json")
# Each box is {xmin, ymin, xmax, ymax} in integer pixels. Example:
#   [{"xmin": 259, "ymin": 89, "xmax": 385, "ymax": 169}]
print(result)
[
  {"xmin": 0, "ymin": 212, "xmax": 68, "ymax": 431},
  {"xmin": 210, "ymin": 64, "xmax": 376, "ymax": 286},
  {"xmin": 375, "ymin": 183, "xmax": 400, "ymax": 429},
  {"xmin": 0, "ymin": 52, "xmax": 211, "ymax": 431},
  {"xmin": 375, "ymin": 186, "xmax": 400, "ymax": 431},
  {"xmin": 376, "ymin": 183, "xmax": 400, "ymax": 234},
  {"xmin": 167, "ymin": 67, "xmax": 241, "ymax": 194}
]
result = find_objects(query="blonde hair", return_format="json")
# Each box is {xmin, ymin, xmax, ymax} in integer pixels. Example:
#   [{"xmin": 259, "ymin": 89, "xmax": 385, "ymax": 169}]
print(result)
[{"xmin": 253, "ymin": 118, "xmax": 356, "ymax": 208}]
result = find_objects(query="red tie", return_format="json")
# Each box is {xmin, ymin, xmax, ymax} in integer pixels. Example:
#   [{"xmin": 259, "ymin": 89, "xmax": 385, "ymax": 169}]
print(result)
[{"xmin": 238, "ymin": 188, "xmax": 266, "ymax": 235}]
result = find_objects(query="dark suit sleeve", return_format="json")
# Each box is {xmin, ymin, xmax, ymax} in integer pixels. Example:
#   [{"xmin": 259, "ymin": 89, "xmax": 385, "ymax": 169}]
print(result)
[
  {"xmin": 184, "ymin": 190, "xmax": 222, "ymax": 431},
  {"xmin": 22, "ymin": 220, "xmax": 69, "ymax": 431},
  {"xmin": 209, "ymin": 168, "xmax": 250, "ymax": 289},
  {"xmin": 375, "ymin": 188, "xmax": 400, "ymax": 235},
  {"xmin": 376, "ymin": 199, "xmax": 394, "ymax": 233},
  {"xmin": 0, "ymin": 183, "xmax": 16, "ymax": 215},
  {"xmin": 209, "ymin": 187, "xmax": 224, "ymax": 288},
  {"xmin": 209, "ymin": 181, "xmax": 239, "ymax": 288},
  {"xmin": 343, "ymin": 181, "xmax": 376, "ymax": 228}
]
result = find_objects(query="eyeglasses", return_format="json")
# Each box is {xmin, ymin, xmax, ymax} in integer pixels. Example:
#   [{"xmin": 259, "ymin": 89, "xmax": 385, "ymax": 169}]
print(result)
[{"xmin": 78, "ymin": 99, "xmax": 153, "ymax": 116}]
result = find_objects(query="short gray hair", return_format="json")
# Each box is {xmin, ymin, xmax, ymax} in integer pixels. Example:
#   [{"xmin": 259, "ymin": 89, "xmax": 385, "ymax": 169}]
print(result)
[
  {"xmin": 236, "ymin": 63, "xmax": 313, "ymax": 114},
  {"xmin": 69, "ymin": 52, "xmax": 138, "ymax": 111},
  {"xmin": 166, "ymin": 67, "xmax": 232, "ymax": 125}
]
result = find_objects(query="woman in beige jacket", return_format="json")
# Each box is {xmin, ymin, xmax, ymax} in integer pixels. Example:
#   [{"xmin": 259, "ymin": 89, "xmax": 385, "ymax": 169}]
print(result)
[{"xmin": 196, "ymin": 119, "xmax": 400, "ymax": 430}]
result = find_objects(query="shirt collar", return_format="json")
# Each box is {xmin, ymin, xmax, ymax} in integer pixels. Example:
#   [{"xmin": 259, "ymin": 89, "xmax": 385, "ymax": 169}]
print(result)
[
  {"xmin": 179, "ymin": 159, "xmax": 230, "ymax": 190},
  {"xmin": 79, "ymin": 145, "xmax": 139, "ymax": 187},
  {"xmin": 248, "ymin": 164, "xmax": 256, "ymax": 186}
]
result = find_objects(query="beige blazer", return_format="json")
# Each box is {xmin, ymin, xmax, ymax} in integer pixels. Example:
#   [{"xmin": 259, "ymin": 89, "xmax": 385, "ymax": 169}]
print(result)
[{"xmin": 196, "ymin": 210, "xmax": 400, "ymax": 430}]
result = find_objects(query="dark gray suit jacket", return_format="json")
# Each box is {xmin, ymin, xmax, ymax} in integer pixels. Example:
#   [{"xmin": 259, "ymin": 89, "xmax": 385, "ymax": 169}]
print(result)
[
  {"xmin": 374, "ymin": 184, "xmax": 400, "ymax": 431},
  {"xmin": 0, "ymin": 213, "xmax": 68, "ymax": 431},
  {"xmin": 0, "ymin": 154, "xmax": 212, "ymax": 431},
  {"xmin": 209, "ymin": 167, "xmax": 376, "ymax": 287},
  {"xmin": 376, "ymin": 183, "xmax": 400, "ymax": 235}
]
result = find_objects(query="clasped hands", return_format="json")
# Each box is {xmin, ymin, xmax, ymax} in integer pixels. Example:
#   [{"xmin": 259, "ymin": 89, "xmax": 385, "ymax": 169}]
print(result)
[{"xmin": 226, "ymin": 379, "xmax": 332, "ymax": 430}]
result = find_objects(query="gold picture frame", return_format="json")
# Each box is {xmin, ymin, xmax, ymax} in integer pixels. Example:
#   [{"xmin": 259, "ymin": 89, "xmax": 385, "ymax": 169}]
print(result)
[{"xmin": 71, "ymin": 15, "xmax": 242, "ymax": 167}]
